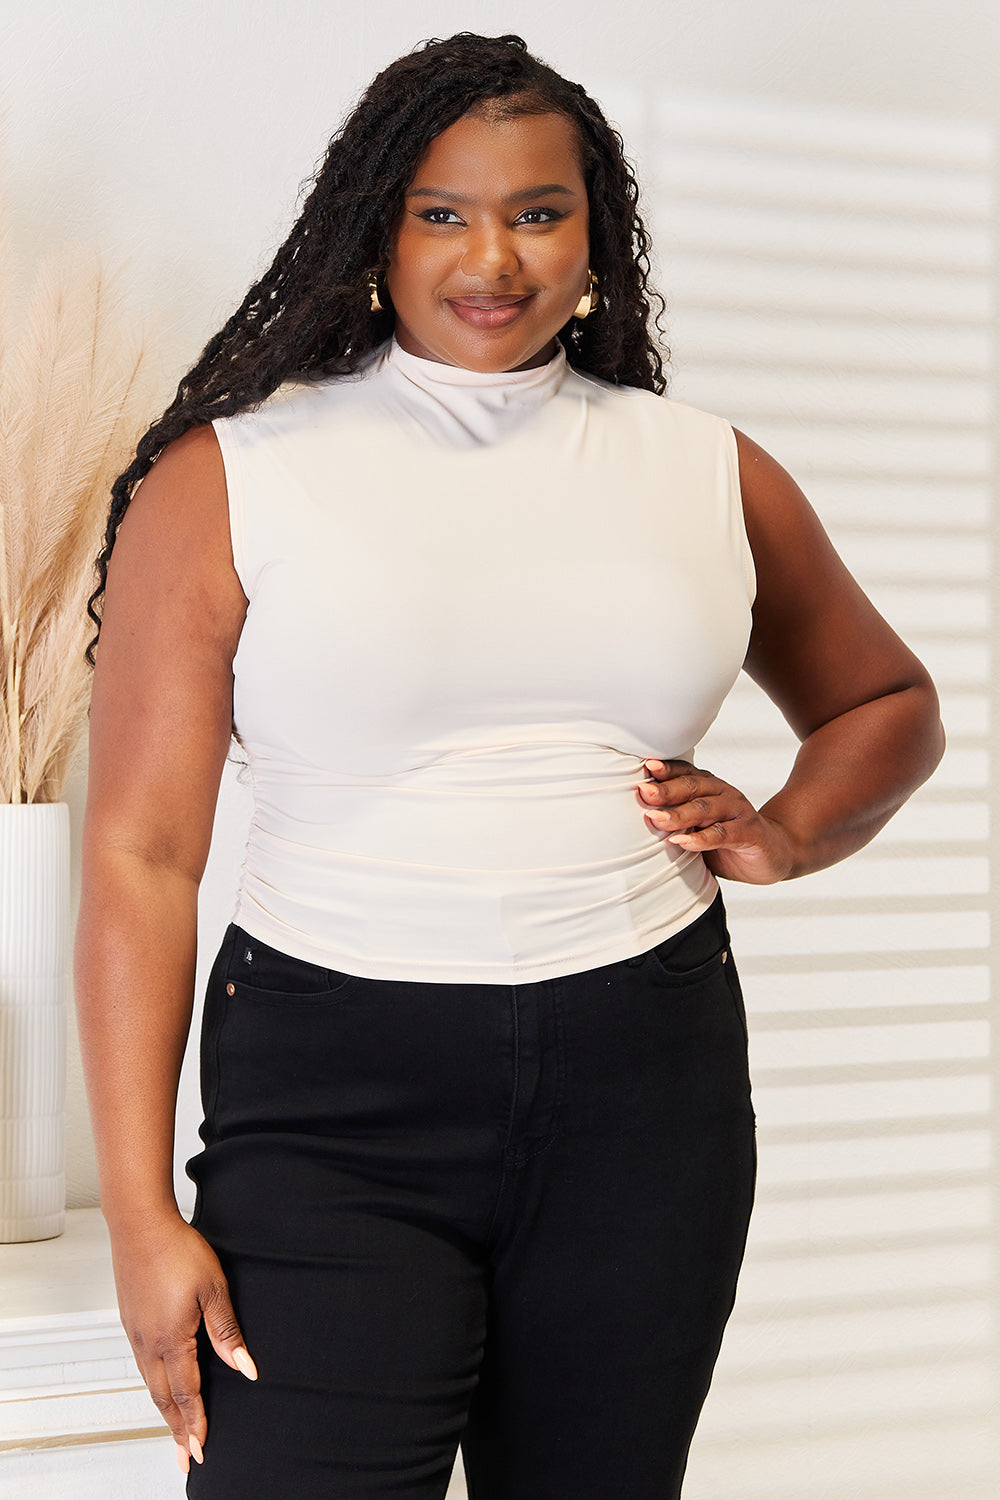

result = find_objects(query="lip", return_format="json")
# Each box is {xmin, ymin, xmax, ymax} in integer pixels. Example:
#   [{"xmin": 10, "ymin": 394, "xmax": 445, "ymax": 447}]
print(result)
[{"xmin": 446, "ymin": 294, "xmax": 533, "ymax": 329}]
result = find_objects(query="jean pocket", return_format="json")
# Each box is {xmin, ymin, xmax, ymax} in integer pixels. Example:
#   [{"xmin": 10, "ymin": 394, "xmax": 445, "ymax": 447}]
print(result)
[
  {"xmin": 643, "ymin": 896, "xmax": 731, "ymax": 985},
  {"xmin": 225, "ymin": 927, "xmax": 357, "ymax": 1003},
  {"xmin": 646, "ymin": 938, "xmax": 730, "ymax": 986}
]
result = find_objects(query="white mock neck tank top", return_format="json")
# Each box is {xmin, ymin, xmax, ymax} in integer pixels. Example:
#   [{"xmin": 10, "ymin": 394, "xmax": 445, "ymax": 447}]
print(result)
[{"xmin": 212, "ymin": 338, "xmax": 755, "ymax": 983}]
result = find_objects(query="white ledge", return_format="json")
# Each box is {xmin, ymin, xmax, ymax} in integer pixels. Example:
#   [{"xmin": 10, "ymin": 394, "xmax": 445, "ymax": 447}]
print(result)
[{"xmin": 0, "ymin": 1208, "xmax": 164, "ymax": 1449}]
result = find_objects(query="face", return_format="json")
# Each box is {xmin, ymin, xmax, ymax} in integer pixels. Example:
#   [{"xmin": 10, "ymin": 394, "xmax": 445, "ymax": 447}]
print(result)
[{"xmin": 385, "ymin": 109, "xmax": 591, "ymax": 373}]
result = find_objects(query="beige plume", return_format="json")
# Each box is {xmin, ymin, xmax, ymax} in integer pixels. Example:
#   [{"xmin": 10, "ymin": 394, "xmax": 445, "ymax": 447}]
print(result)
[{"xmin": 0, "ymin": 234, "xmax": 153, "ymax": 804}]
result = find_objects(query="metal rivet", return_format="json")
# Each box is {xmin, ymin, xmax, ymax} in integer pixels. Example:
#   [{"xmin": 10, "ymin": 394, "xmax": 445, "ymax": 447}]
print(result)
[{"xmin": 226, "ymin": 982, "xmax": 236, "ymax": 995}]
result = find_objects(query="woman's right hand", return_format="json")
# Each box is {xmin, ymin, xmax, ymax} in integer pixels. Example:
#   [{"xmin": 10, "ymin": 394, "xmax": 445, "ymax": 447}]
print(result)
[{"xmin": 110, "ymin": 1212, "xmax": 258, "ymax": 1474}]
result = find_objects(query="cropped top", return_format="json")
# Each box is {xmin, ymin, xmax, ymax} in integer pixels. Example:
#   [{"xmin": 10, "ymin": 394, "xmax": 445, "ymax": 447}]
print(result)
[{"xmin": 212, "ymin": 338, "xmax": 755, "ymax": 984}]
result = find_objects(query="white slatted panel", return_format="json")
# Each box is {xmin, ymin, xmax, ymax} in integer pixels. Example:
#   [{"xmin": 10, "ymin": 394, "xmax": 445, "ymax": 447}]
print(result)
[{"xmin": 596, "ymin": 86, "xmax": 997, "ymax": 1499}]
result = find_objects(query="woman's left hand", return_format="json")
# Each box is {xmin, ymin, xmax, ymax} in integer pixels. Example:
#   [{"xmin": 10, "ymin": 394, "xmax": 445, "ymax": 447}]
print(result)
[{"xmin": 638, "ymin": 758, "xmax": 795, "ymax": 886}]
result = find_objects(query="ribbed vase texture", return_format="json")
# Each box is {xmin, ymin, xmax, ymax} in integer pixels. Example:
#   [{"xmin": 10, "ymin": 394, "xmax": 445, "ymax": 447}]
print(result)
[{"xmin": 0, "ymin": 803, "xmax": 69, "ymax": 1241}]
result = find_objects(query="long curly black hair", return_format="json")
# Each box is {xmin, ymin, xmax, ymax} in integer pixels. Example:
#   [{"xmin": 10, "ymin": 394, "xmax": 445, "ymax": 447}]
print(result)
[{"xmin": 88, "ymin": 32, "xmax": 667, "ymax": 654}]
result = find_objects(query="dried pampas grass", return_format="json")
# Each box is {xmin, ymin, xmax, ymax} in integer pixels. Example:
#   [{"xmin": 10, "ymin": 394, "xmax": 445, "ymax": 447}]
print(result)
[{"xmin": 0, "ymin": 236, "xmax": 153, "ymax": 803}]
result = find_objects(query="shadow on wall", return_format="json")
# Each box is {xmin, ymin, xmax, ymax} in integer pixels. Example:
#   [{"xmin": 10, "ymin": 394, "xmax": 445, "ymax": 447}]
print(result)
[{"xmin": 580, "ymin": 83, "xmax": 996, "ymax": 1500}]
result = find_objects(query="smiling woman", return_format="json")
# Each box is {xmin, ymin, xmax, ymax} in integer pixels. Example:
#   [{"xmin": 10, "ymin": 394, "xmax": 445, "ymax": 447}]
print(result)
[
  {"xmin": 387, "ymin": 111, "xmax": 591, "ymax": 370},
  {"xmin": 74, "ymin": 31, "xmax": 943, "ymax": 1500}
]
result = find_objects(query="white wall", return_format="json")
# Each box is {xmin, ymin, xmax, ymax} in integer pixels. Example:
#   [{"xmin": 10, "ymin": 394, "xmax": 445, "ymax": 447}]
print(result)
[{"xmin": 2, "ymin": 2, "xmax": 996, "ymax": 1495}]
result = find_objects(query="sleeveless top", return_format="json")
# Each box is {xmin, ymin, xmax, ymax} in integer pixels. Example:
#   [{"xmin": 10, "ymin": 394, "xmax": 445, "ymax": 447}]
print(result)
[{"xmin": 212, "ymin": 338, "xmax": 755, "ymax": 984}]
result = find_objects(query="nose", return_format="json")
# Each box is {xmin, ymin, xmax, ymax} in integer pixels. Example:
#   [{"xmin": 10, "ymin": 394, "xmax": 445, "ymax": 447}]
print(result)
[{"xmin": 460, "ymin": 223, "xmax": 519, "ymax": 282}]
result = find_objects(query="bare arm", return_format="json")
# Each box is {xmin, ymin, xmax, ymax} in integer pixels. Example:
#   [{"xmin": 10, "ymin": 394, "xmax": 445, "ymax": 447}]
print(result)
[
  {"xmin": 639, "ymin": 429, "xmax": 945, "ymax": 880},
  {"xmin": 74, "ymin": 425, "xmax": 253, "ymax": 1470}
]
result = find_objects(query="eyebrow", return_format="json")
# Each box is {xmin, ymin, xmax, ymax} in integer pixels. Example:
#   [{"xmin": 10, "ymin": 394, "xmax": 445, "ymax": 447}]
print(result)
[{"xmin": 406, "ymin": 183, "xmax": 578, "ymax": 203}]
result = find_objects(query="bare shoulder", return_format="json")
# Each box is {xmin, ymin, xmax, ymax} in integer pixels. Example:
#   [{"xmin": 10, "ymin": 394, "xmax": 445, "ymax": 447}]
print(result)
[
  {"xmin": 113, "ymin": 423, "xmax": 233, "ymax": 570},
  {"xmin": 732, "ymin": 427, "xmax": 828, "ymax": 552},
  {"xmin": 732, "ymin": 424, "xmax": 867, "ymax": 604},
  {"xmin": 105, "ymin": 424, "xmax": 246, "ymax": 654}
]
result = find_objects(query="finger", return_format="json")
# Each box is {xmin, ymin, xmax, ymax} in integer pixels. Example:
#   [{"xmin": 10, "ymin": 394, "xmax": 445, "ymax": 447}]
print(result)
[
  {"xmin": 143, "ymin": 1363, "xmax": 198, "ymax": 1463},
  {"xmin": 665, "ymin": 820, "xmax": 733, "ymax": 848},
  {"xmin": 667, "ymin": 809, "xmax": 768, "ymax": 850},
  {"xmin": 172, "ymin": 1434, "xmax": 205, "ymax": 1470},
  {"xmin": 159, "ymin": 1344, "xmax": 207, "ymax": 1461},
  {"xmin": 641, "ymin": 774, "xmax": 710, "ymax": 810},
  {"xmin": 644, "ymin": 789, "xmax": 728, "ymax": 829},
  {"xmin": 638, "ymin": 773, "xmax": 722, "ymax": 808},
  {"xmin": 642, "ymin": 758, "xmax": 698, "ymax": 782},
  {"xmin": 201, "ymin": 1277, "xmax": 258, "ymax": 1381}
]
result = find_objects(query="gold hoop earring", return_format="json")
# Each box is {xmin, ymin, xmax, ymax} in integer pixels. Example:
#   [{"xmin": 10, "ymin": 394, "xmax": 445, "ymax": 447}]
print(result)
[
  {"xmin": 367, "ymin": 274, "xmax": 383, "ymax": 314},
  {"xmin": 573, "ymin": 270, "xmax": 599, "ymax": 320}
]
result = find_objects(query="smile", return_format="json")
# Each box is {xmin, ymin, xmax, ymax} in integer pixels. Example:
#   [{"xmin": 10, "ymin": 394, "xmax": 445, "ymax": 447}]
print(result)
[{"xmin": 446, "ymin": 295, "xmax": 533, "ymax": 329}]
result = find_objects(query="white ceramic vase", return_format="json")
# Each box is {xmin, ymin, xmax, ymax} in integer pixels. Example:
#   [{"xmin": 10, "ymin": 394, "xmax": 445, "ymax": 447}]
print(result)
[{"xmin": 0, "ymin": 802, "xmax": 69, "ymax": 1241}]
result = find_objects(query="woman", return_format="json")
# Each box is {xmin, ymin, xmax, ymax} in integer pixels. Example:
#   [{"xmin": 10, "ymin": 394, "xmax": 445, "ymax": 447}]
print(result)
[{"xmin": 75, "ymin": 32, "xmax": 944, "ymax": 1500}]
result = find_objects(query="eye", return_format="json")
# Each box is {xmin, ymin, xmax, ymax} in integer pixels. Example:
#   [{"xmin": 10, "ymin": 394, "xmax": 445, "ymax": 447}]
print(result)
[
  {"xmin": 415, "ymin": 207, "xmax": 464, "ymax": 225},
  {"xmin": 514, "ymin": 207, "xmax": 564, "ymax": 225}
]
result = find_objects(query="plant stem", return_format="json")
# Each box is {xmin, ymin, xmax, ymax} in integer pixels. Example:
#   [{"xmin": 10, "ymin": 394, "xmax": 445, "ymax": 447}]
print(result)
[{"xmin": 2, "ymin": 607, "xmax": 21, "ymax": 803}]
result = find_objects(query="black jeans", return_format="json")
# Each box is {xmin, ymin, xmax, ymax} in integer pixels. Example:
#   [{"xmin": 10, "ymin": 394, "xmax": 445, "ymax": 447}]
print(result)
[{"xmin": 186, "ymin": 893, "xmax": 755, "ymax": 1499}]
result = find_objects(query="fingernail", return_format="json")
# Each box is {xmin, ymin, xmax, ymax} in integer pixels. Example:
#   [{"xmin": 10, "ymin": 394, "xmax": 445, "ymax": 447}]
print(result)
[
  {"xmin": 233, "ymin": 1346, "xmax": 259, "ymax": 1381},
  {"xmin": 189, "ymin": 1435, "xmax": 204, "ymax": 1465},
  {"xmin": 176, "ymin": 1445, "xmax": 190, "ymax": 1474}
]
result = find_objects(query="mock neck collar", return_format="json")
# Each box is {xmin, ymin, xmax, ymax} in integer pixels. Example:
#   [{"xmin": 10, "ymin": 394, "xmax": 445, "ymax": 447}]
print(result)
[
  {"xmin": 387, "ymin": 337, "xmax": 566, "ymax": 399},
  {"xmin": 380, "ymin": 337, "xmax": 567, "ymax": 448}
]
